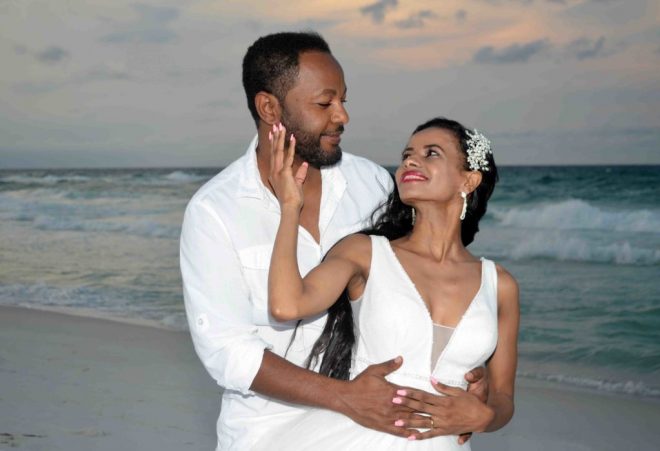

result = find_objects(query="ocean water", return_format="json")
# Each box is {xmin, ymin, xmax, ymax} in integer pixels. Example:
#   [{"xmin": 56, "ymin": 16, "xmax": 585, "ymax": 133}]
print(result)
[{"xmin": 1, "ymin": 165, "xmax": 658, "ymax": 398}]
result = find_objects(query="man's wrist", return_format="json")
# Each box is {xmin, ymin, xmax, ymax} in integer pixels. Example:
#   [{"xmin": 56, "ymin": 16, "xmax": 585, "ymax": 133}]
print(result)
[{"xmin": 323, "ymin": 378, "xmax": 353, "ymax": 416}]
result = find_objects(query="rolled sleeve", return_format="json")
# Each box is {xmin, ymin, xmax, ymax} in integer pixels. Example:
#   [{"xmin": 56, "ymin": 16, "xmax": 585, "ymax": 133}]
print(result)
[{"xmin": 180, "ymin": 199, "xmax": 269, "ymax": 394}]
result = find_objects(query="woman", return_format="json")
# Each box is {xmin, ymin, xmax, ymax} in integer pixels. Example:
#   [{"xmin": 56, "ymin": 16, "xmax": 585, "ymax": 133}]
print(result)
[{"xmin": 257, "ymin": 117, "xmax": 519, "ymax": 449}]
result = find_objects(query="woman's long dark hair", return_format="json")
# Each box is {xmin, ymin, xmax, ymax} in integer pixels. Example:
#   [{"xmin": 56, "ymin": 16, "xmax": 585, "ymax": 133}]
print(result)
[{"xmin": 303, "ymin": 117, "xmax": 499, "ymax": 380}]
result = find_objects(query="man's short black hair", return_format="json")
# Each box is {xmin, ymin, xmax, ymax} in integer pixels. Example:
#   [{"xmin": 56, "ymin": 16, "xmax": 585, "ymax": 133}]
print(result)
[{"xmin": 242, "ymin": 31, "xmax": 331, "ymax": 125}]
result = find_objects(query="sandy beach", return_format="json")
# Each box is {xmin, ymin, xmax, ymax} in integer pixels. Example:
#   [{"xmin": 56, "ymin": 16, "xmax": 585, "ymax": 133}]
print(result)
[{"xmin": 1, "ymin": 305, "xmax": 658, "ymax": 451}]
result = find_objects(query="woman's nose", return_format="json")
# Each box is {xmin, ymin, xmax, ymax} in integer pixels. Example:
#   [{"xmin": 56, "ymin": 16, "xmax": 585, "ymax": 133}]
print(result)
[{"xmin": 404, "ymin": 156, "xmax": 420, "ymax": 168}]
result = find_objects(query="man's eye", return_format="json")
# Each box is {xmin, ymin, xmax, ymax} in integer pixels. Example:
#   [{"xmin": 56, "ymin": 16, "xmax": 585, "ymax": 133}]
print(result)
[{"xmin": 317, "ymin": 103, "xmax": 331, "ymax": 107}]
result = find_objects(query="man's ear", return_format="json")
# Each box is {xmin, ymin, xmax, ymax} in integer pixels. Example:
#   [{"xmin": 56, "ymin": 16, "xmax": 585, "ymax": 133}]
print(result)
[
  {"xmin": 254, "ymin": 92, "xmax": 281, "ymax": 126},
  {"xmin": 463, "ymin": 171, "xmax": 483, "ymax": 195}
]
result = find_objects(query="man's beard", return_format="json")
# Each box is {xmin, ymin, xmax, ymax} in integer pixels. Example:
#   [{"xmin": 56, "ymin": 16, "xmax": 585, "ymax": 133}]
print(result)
[{"xmin": 281, "ymin": 113, "xmax": 343, "ymax": 169}]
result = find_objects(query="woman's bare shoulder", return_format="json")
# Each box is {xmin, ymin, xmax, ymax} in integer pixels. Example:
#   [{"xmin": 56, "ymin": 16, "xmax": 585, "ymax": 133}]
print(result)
[
  {"xmin": 495, "ymin": 263, "xmax": 519, "ymax": 306},
  {"xmin": 325, "ymin": 233, "xmax": 373, "ymax": 268}
]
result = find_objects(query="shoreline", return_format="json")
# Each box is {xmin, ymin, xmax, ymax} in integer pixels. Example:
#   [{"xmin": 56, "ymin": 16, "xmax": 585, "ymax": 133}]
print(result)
[
  {"xmin": 5, "ymin": 303, "xmax": 658, "ymax": 399},
  {"xmin": 2, "ymin": 305, "xmax": 659, "ymax": 450}
]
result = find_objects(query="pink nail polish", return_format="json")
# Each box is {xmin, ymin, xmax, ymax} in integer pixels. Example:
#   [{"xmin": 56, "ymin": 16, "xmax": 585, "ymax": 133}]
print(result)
[
  {"xmin": 272, "ymin": 123, "xmax": 277, "ymax": 132},
  {"xmin": 430, "ymin": 376, "xmax": 438, "ymax": 385},
  {"xmin": 396, "ymin": 389, "xmax": 407, "ymax": 396},
  {"xmin": 268, "ymin": 131, "xmax": 273, "ymax": 140},
  {"xmin": 290, "ymin": 133, "xmax": 295, "ymax": 140},
  {"xmin": 392, "ymin": 397, "xmax": 402, "ymax": 405},
  {"xmin": 278, "ymin": 123, "xmax": 284, "ymax": 131},
  {"xmin": 394, "ymin": 420, "xmax": 404, "ymax": 427},
  {"xmin": 408, "ymin": 435, "xmax": 417, "ymax": 441}
]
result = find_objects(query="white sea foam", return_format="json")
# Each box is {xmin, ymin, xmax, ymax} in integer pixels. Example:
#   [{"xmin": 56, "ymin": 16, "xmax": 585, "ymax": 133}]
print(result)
[
  {"xmin": 519, "ymin": 371, "xmax": 660, "ymax": 397},
  {"xmin": 163, "ymin": 170, "xmax": 207, "ymax": 183},
  {"xmin": 0, "ymin": 174, "xmax": 91, "ymax": 184},
  {"xmin": 32, "ymin": 215, "xmax": 180, "ymax": 238},
  {"xmin": 506, "ymin": 233, "xmax": 660, "ymax": 265},
  {"xmin": 493, "ymin": 199, "xmax": 660, "ymax": 233}
]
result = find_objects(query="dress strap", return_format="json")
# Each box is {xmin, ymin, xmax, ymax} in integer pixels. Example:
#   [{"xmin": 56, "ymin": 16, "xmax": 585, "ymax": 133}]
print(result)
[{"xmin": 479, "ymin": 257, "xmax": 498, "ymax": 311}]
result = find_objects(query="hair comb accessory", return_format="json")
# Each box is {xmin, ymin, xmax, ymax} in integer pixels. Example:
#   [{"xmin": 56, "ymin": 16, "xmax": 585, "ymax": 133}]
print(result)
[{"xmin": 465, "ymin": 129, "xmax": 492, "ymax": 172}]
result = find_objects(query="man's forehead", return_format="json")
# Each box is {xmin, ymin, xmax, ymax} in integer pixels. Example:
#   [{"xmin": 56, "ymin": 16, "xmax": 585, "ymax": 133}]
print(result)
[{"xmin": 294, "ymin": 52, "xmax": 346, "ymax": 94}]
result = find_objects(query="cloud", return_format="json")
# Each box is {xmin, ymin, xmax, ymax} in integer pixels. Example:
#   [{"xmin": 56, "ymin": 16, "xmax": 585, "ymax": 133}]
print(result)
[
  {"xmin": 393, "ymin": 10, "xmax": 437, "ymax": 29},
  {"xmin": 473, "ymin": 39, "xmax": 549, "ymax": 64},
  {"xmin": 12, "ymin": 64, "xmax": 131, "ymax": 95},
  {"xmin": 35, "ymin": 46, "xmax": 70, "ymax": 64},
  {"xmin": 566, "ymin": 36, "xmax": 606, "ymax": 60},
  {"xmin": 100, "ymin": 3, "xmax": 179, "ymax": 44},
  {"xmin": 294, "ymin": 18, "xmax": 343, "ymax": 30},
  {"xmin": 80, "ymin": 65, "xmax": 131, "ymax": 82},
  {"xmin": 455, "ymin": 9, "xmax": 468, "ymax": 21},
  {"xmin": 14, "ymin": 45, "xmax": 28, "ymax": 55},
  {"xmin": 360, "ymin": 0, "xmax": 398, "ymax": 24}
]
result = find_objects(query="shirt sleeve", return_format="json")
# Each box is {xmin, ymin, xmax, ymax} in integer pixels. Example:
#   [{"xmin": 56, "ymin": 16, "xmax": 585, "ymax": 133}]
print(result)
[{"xmin": 180, "ymin": 198, "xmax": 269, "ymax": 394}]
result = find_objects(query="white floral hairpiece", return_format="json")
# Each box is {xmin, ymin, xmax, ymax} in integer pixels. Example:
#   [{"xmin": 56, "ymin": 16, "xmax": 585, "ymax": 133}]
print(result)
[{"xmin": 465, "ymin": 128, "xmax": 493, "ymax": 172}]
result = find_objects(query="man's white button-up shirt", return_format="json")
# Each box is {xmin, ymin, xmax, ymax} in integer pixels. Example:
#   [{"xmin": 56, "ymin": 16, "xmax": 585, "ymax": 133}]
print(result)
[{"xmin": 180, "ymin": 135, "xmax": 393, "ymax": 450}]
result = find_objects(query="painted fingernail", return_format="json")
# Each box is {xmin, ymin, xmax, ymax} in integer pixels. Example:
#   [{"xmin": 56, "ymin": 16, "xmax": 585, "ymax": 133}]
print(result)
[
  {"xmin": 408, "ymin": 435, "xmax": 417, "ymax": 441},
  {"xmin": 430, "ymin": 376, "xmax": 438, "ymax": 385},
  {"xmin": 394, "ymin": 419, "xmax": 404, "ymax": 427},
  {"xmin": 392, "ymin": 397, "xmax": 402, "ymax": 404},
  {"xmin": 278, "ymin": 123, "xmax": 284, "ymax": 131},
  {"xmin": 272, "ymin": 123, "xmax": 277, "ymax": 132},
  {"xmin": 268, "ymin": 131, "xmax": 273, "ymax": 141},
  {"xmin": 396, "ymin": 389, "xmax": 407, "ymax": 396},
  {"xmin": 290, "ymin": 133, "xmax": 295, "ymax": 141}
]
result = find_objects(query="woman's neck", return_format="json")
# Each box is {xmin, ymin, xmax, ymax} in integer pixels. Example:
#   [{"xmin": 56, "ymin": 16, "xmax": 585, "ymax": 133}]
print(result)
[{"xmin": 402, "ymin": 204, "xmax": 467, "ymax": 262}]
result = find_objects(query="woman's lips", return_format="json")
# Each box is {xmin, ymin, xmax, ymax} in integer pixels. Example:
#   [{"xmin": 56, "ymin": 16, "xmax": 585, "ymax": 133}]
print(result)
[{"xmin": 400, "ymin": 171, "xmax": 428, "ymax": 183}]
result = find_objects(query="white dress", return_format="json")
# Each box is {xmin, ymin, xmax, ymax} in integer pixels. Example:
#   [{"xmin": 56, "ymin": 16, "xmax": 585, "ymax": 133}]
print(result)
[{"xmin": 253, "ymin": 235, "xmax": 499, "ymax": 450}]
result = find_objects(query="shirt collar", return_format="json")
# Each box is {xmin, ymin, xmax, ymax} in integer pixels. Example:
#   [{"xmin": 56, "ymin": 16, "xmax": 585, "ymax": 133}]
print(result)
[{"xmin": 234, "ymin": 134, "xmax": 269, "ymax": 200}]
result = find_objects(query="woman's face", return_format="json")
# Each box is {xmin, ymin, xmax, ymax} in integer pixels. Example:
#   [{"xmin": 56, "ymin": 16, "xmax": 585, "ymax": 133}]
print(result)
[{"xmin": 395, "ymin": 127, "xmax": 468, "ymax": 206}]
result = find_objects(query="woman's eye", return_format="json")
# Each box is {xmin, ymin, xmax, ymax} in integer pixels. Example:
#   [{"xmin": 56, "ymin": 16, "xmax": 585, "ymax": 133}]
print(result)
[
  {"xmin": 427, "ymin": 149, "xmax": 439, "ymax": 157},
  {"xmin": 317, "ymin": 103, "xmax": 331, "ymax": 108}
]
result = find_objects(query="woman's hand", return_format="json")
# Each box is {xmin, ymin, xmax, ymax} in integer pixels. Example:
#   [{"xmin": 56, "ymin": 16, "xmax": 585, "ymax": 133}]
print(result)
[
  {"xmin": 268, "ymin": 122, "xmax": 308, "ymax": 211},
  {"xmin": 391, "ymin": 378, "xmax": 494, "ymax": 441}
]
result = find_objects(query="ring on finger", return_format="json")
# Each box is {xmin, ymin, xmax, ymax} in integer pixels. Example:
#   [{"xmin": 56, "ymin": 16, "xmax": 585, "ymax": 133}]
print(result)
[{"xmin": 429, "ymin": 416, "xmax": 435, "ymax": 429}]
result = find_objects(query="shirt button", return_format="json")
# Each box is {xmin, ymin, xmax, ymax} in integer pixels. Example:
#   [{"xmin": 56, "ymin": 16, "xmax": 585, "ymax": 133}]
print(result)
[{"xmin": 196, "ymin": 314, "xmax": 209, "ymax": 331}]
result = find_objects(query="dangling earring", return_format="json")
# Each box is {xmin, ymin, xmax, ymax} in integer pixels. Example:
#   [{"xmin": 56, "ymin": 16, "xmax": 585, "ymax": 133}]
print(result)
[
  {"xmin": 411, "ymin": 207, "xmax": 416, "ymax": 225},
  {"xmin": 460, "ymin": 192, "xmax": 468, "ymax": 221}
]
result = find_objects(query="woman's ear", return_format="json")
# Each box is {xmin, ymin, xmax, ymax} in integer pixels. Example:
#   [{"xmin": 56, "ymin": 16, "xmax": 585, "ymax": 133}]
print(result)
[
  {"xmin": 254, "ymin": 92, "xmax": 281, "ymax": 126},
  {"xmin": 463, "ymin": 170, "xmax": 483, "ymax": 195}
]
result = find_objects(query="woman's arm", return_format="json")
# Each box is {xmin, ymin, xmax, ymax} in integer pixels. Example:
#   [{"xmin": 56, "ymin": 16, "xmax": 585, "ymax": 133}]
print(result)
[
  {"xmin": 483, "ymin": 265, "xmax": 519, "ymax": 431},
  {"xmin": 267, "ymin": 124, "xmax": 366, "ymax": 321}
]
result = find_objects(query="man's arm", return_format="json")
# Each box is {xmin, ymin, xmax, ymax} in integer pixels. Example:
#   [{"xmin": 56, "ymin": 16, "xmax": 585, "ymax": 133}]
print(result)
[
  {"xmin": 180, "ymin": 199, "xmax": 413, "ymax": 437},
  {"xmin": 253, "ymin": 351, "xmax": 415, "ymax": 437}
]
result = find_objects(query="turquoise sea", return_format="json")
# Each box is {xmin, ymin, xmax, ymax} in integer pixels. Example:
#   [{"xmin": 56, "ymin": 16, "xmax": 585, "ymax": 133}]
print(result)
[{"xmin": 0, "ymin": 165, "xmax": 658, "ymax": 397}]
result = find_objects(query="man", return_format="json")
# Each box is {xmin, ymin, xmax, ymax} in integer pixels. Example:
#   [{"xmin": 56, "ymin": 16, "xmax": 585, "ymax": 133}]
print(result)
[{"xmin": 180, "ymin": 31, "xmax": 489, "ymax": 450}]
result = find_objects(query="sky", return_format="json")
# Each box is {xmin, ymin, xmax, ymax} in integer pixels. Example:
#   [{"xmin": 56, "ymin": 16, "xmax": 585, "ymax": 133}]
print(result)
[{"xmin": 1, "ymin": 0, "xmax": 659, "ymax": 168}]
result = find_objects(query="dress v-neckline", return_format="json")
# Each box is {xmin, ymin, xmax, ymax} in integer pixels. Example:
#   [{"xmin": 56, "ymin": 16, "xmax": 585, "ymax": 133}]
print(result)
[{"xmin": 381, "ymin": 238, "xmax": 486, "ymax": 372}]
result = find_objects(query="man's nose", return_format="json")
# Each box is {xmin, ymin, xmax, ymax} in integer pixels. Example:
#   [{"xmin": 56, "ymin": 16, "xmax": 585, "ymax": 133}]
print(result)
[{"xmin": 331, "ymin": 103, "xmax": 349, "ymax": 125}]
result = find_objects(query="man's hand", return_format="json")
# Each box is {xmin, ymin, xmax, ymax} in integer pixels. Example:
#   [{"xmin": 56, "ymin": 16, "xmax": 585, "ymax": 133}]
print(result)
[
  {"xmin": 465, "ymin": 366, "xmax": 488, "ymax": 403},
  {"xmin": 335, "ymin": 356, "xmax": 414, "ymax": 438},
  {"xmin": 458, "ymin": 366, "xmax": 489, "ymax": 443}
]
